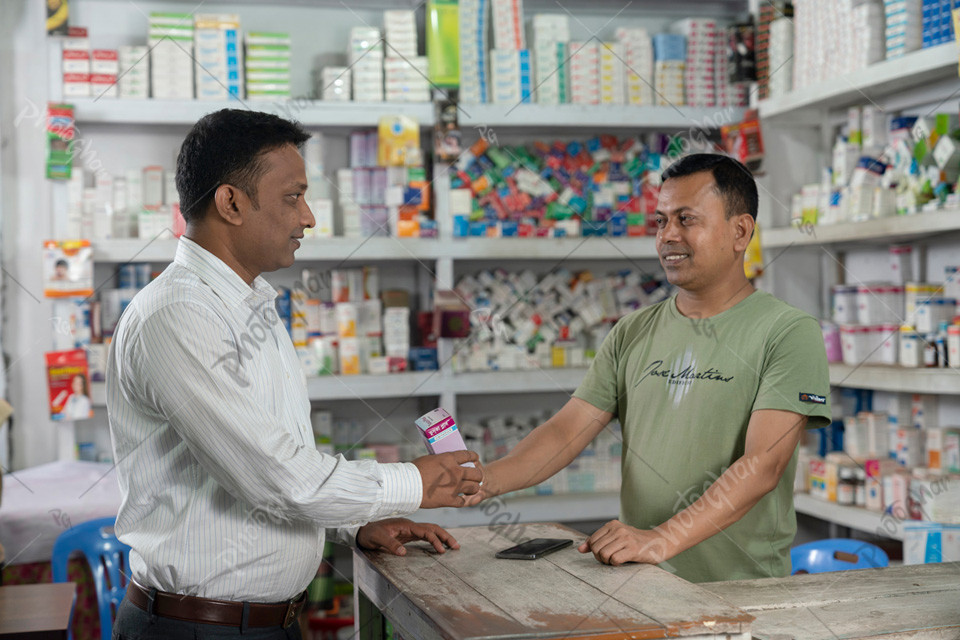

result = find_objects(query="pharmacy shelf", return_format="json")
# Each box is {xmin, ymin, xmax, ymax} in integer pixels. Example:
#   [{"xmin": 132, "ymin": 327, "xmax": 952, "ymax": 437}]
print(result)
[
  {"xmin": 91, "ymin": 236, "xmax": 659, "ymax": 263},
  {"xmin": 71, "ymin": 99, "xmax": 436, "ymax": 127},
  {"xmin": 759, "ymin": 42, "xmax": 960, "ymax": 119},
  {"xmin": 307, "ymin": 372, "xmax": 441, "ymax": 401},
  {"xmin": 445, "ymin": 237, "xmax": 658, "ymax": 260},
  {"xmin": 829, "ymin": 363, "xmax": 960, "ymax": 395},
  {"xmin": 91, "ymin": 237, "xmax": 442, "ymax": 263},
  {"xmin": 459, "ymin": 103, "xmax": 745, "ymax": 131},
  {"xmin": 409, "ymin": 491, "xmax": 620, "ymax": 528},
  {"xmin": 448, "ymin": 368, "xmax": 588, "ymax": 395},
  {"xmin": 89, "ymin": 368, "xmax": 592, "ymax": 406},
  {"xmin": 761, "ymin": 207, "xmax": 960, "ymax": 249},
  {"xmin": 794, "ymin": 493, "xmax": 904, "ymax": 540}
]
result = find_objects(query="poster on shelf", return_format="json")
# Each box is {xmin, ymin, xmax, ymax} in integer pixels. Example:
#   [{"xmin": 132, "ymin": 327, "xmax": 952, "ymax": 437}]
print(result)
[
  {"xmin": 43, "ymin": 239, "xmax": 93, "ymax": 298},
  {"xmin": 45, "ymin": 349, "xmax": 93, "ymax": 421}
]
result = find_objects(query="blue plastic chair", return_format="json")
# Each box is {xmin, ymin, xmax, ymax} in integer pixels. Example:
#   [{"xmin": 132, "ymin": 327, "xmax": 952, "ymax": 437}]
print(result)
[
  {"xmin": 791, "ymin": 538, "xmax": 889, "ymax": 574},
  {"xmin": 52, "ymin": 516, "xmax": 132, "ymax": 640}
]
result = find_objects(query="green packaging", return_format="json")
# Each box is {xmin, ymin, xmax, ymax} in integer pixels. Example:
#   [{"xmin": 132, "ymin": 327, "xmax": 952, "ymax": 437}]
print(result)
[{"xmin": 426, "ymin": 0, "xmax": 459, "ymax": 88}]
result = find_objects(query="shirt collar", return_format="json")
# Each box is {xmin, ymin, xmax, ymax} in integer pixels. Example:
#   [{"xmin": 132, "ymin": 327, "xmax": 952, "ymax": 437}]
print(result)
[{"xmin": 174, "ymin": 236, "xmax": 278, "ymax": 309}]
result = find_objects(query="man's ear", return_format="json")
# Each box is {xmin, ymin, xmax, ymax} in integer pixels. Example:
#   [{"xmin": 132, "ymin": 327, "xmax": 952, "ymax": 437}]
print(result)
[
  {"xmin": 213, "ymin": 184, "xmax": 247, "ymax": 227},
  {"xmin": 732, "ymin": 213, "xmax": 755, "ymax": 252}
]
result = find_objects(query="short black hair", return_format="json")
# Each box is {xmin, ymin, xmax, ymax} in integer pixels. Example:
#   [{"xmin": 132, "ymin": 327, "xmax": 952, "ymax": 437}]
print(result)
[
  {"xmin": 660, "ymin": 153, "xmax": 758, "ymax": 220},
  {"xmin": 176, "ymin": 109, "xmax": 310, "ymax": 223}
]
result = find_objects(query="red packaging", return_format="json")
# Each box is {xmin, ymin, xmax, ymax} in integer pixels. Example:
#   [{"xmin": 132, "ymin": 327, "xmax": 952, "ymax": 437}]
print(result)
[{"xmin": 46, "ymin": 349, "xmax": 93, "ymax": 421}]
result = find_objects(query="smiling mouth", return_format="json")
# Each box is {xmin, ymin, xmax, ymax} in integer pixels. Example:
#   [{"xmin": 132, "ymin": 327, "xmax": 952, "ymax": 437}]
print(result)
[{"xmin": 661, "ymin": 254, "xmax": 689, "ymax": 264}]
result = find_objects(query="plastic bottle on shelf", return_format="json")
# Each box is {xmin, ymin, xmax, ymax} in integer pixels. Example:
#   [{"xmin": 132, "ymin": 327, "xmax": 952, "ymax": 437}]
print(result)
[
  {"xmin": 923, "ymin": 333, "xmax": 939, "ymax": 367},
  {"xmin": 936, "ymin": 321, "xmax": 950, "ymax": 368},
  {"xmin": 899, "ymin": 325, "xmax": 920, "ymax": 367},
  {"xmin": 854, "ymin": 468, "xmax": 866, "ymax": 507},
  {"xmin": 837, "ymin": 467, "xmax": 857, "ymax": 506}
]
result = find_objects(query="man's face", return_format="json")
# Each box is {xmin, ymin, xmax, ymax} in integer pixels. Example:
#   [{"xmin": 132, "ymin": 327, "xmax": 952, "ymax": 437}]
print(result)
[
  {"xmin": 654, "ymin": 171, "xmax": 749, "ymax": 292},
  {"xmin": 241, "ymin": 144, "xmax": 314, "ymax": 273}
]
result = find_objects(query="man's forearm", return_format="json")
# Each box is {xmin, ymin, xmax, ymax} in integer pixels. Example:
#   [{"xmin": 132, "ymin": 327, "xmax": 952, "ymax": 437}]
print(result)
[
  {"xmin": 485, "ymin": 400, "xmax": 611, "ymax": 497},
  {"xmin": 654, "ymin": 454, "xmax": 776, "ymax": 558}
]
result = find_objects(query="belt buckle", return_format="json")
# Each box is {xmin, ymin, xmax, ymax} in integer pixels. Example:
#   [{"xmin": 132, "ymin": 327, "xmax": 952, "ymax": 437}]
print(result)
[{"xmin": 283, "ymin": 598, "xmax": 298, "ymax": 629}]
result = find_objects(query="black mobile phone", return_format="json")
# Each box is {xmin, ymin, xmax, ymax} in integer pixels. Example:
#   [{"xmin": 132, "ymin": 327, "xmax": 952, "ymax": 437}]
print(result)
[{"xmin": 495, "ymin": 538, "xmax": 573, "ymax": 560}]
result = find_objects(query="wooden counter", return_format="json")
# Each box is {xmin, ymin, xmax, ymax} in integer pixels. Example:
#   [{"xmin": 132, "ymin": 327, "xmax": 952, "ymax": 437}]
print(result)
[
  {"xmin": 353, "ymin": 522, "xmax": 754, "ymax": 640},
  {"xmin": 0, "ymin": 582, "xmax": 76, "ymax": 639},
  {"xmin": 701, "ymin": 562, "xmax": 960, "ymax": 640}
]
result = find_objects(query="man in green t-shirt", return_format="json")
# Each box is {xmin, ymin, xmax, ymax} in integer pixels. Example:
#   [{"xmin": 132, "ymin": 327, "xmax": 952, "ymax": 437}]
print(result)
[{"xmin": 469, "ymin": 154, "xmax": 831, "ymax": 582}]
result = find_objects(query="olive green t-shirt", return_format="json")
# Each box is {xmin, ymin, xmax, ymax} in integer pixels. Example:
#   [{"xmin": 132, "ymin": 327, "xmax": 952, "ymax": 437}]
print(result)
[{"xmin": 574, "ymin": 290, "xmax": 831, "ymax": 583}]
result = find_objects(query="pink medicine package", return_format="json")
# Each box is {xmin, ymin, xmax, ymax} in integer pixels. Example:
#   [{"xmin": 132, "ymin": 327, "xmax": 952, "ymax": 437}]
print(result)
[{"xmin": 415, "ymin": 408, "xmax": 475, "ymax": 468}]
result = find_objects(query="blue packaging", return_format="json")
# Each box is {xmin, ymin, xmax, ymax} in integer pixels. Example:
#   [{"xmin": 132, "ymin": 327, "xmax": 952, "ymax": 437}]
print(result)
[
  {"xmin": 610, "ymin": 213, "xmax": 627, "ymax": 237},
  {"xmin": 453, "ymin": 215, "xmax": 469, "ymax": 237},
  {"xmin": 501, "ymin": 220, "xmax": 518, "ymax": 236},
  {"xmin": 118, "ymin": 264, "xmax": 136, "ymax": 289},
  {"xmin": 652, "ymin": 33, "xmax": 686, "ymax": 61},
  {"xmin": 408, "ymin": 347, "xmax": 438, "ymax": 371}
]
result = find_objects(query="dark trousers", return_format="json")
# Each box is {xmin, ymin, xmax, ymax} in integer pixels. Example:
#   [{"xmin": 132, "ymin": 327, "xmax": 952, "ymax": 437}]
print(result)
[{"xmin": 112, "ymin": 596, "xmax": 303, "ymax": 640}]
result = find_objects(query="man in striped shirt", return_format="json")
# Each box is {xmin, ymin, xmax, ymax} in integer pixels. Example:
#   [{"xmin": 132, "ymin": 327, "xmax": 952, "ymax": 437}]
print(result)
[{"xmin": 108, "ymin": 109, "xmax": 482, "ymax": 639}]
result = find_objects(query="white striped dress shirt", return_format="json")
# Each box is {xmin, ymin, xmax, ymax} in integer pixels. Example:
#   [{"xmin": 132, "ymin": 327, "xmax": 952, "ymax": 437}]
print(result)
[{"xmin": 106, "ymin": 237, "xmax": 422, "ymax": 602}]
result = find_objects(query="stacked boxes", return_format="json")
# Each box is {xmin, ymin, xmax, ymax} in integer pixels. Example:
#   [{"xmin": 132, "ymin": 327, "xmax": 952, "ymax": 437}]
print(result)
[
  {"xmin": 384, "ymin": 10, "xmax": 417, "ymax": 57},
  {"xmin": 245, "ymin": 32, "xmax": 290, "ymax": 100},
  {"xmin": 675, "ymin": 19, "xmax": 720, "ymax": 108},
  {"xmin": 194, "ymin": 14, "xmax": 243, "ymax": 100},
  {"xmin": 922, "ymin": 0, "xmax": 958, "ymax": 46},
  {"xmin": 385, "ymin": 57, "xmax": 430, "ymax": 102},
  {"xmin": 490, "ymin": 49, "xmax": 532, "ymax": 104},
  {"xmin": 532, "ymin": 14, "xmax": 569, "ymax": 105},
  {"xmin": 91, "ymin": 49, "xmax": 119, "ymax": 99},
  {"xmin": 617, "ymin": 28, "xmax": 654, "ymax": 106},
  {"xmin": 118, "ymin": 46, "xmax": 149, "ymax": 99},
  {"xmin": 62, "ymin": 29, "xmax": 90, "ymax": 98},
  {"xmin": 350, "ymin": 27, "xmax": 384, "ymax": 103},
  {"xmin": 653, "ymin": 34, "xmax": 685, "ymax": 107},
  {"xmin": 384, "ymin": 11, "xmax": 429, "ymax": 102},
  {"xmin": 852, "ymin": 2, "xmax": 886, "ymax": 70},
  {"xmin": 320, "ymin": 67, "xmax": 351, "ymax": 101},
  {"xmin": 755, "ymin": 2, "xmax": 793, "ymax": 100},
  {"xmin": 767, "ymin": 17, "xmax": 794, "ymax": 98},
  {"xmin": 887, "ymin": 0, "xmax": 924, "ymax": 57},
  {"xmin": 599, "ymin": 42, "xmax": 626, "ymax": 105},
  {"xmin": 459, "ymin": 0, "xmax": 490, "ymax": 104},
  {"xmin": 492, "ymin": 0, "xmax": 525, "ymax": 50},
  {"xmin": 568, "ymin": 41, "xmax": 599, "ymax": 105},
  {"xmin": 149, "ymin": 13, "xmax": 194, "ymax": 99}
]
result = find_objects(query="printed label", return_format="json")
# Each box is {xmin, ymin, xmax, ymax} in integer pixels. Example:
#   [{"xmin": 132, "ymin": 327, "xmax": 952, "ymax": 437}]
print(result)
[{"xmin": 800, "ymin": 392, "xmax": 826, "ymax": 405}]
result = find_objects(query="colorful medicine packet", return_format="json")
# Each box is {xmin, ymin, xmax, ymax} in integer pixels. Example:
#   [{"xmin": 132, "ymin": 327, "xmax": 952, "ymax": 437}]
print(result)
[{"xmin": 415, "ymin": 408, "xmax": 475, "ymax": 468}]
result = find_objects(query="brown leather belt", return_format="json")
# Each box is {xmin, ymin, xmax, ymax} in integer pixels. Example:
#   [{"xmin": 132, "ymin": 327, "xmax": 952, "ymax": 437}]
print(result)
[{"xmin": 127, "ymin": 580, "xmax": 305, "ymax": 628}]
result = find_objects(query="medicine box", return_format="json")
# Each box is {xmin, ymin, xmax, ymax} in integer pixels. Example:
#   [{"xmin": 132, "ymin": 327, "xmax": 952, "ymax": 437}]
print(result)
[{"xmin": 415, "ymin": 408, "xmax": 475, "ymax": 466}]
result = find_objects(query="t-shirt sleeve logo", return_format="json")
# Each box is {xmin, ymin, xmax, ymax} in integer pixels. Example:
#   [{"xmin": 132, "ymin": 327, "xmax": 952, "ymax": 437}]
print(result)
[{"xmin": 799, "ymin": 392, "xmax": 826, "ymax": 405}]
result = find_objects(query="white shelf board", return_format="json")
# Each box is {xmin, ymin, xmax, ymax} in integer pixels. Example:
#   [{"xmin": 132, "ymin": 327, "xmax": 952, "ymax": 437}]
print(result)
[
  {"xmin": 446, "ymin": 237, "xmax": 659, "ymax": 260},
  {"xmin": 762, "ymin": 208, "xmax": 960, "ymax": 249},
  {"xmin": 829, "ymin": 363, "xmax": 960, "ymax": 395},
  {"xmin": 307, "ymin": 372, "xmax": 441, "ymax": 401},
  {"xmin": 90, "ymin": 368, "xmax": 593, "ymax": 405},
  {"xmin": 449, "ymin": 368, "xmax": 588, "ymax": 395},
  {"xmin": 460, "ymin": 103, "xmax": 744, "ymax": 130},
  {"xmin": 794, "ymin": 493, "xmax": 904, "ymax": 540},
  {"xmin": 72, "ymin": 99, "xmax": 436, "ymax": 127},
  {"xmin": 759, "ymin": 43, "xmax": 960, "ymax": 119},
  {"xmin": 91, "ymin": 236, "xmax": 660, "ymax": 262},
  {"xmin": 409, "ymin": 491, "xmax": 620, "ymax": 528}
]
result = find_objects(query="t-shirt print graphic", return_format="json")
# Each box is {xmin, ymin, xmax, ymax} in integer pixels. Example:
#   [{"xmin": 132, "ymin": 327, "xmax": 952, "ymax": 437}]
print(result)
[
  {"xmin": 634, "ymin": 347, "xmax": 735, "ymax": 407},
  {"xmin": 667, "ymin": 347, "xmax": 696, "ymax": 407}
]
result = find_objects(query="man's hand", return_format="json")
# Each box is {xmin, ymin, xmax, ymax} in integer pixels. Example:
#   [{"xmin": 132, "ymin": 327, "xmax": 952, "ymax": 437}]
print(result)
[
  {"xmin": 411, "ymin": 450, "xmax": 484, "ymax": 508},
  {"xmin": 578, "ymin": 519, "xmax": 673, "ymax": 566},
  {"xmin": 356, "ymin": 518, "xmax": 459, "ymax": 556}
]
